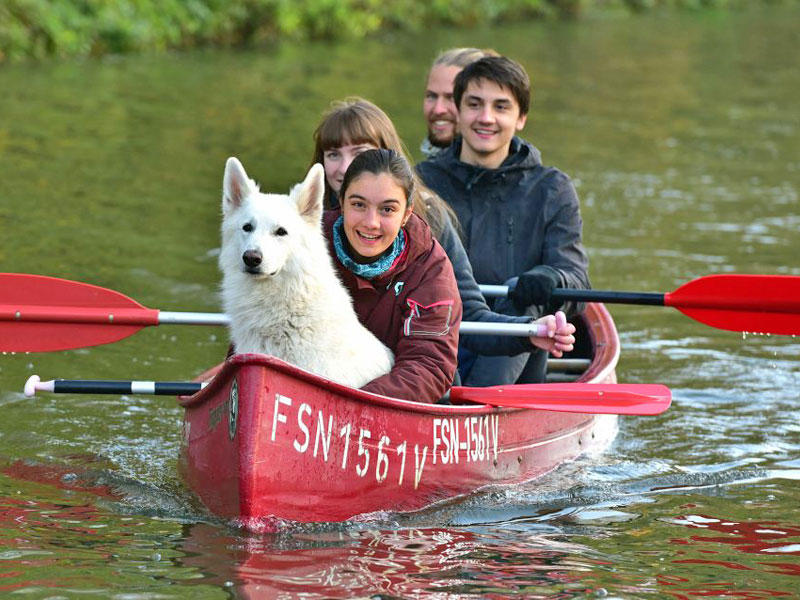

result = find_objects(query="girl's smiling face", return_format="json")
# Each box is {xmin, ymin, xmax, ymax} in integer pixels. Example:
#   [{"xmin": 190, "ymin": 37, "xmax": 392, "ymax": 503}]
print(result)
[{"xmin": 341, "ymin": 172, "xmax": 412, "ymax": 262}]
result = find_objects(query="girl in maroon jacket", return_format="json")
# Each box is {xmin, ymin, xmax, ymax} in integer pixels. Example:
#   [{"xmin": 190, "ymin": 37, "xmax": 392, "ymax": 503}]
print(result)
[{"xmin": 323, "ymin": 149, "xmax": 462, "ymax": 403}]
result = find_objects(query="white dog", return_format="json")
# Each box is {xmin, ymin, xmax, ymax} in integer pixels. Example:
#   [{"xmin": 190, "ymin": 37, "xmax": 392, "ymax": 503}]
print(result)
[{"xmin": 218, "ymin": 157, "xmax": 394, "ymax": 388}]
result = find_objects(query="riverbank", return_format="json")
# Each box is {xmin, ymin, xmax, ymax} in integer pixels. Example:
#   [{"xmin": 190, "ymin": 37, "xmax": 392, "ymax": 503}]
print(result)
[{"xmin": 1, "ymin": 0, "xmax": 795, "ymax": 62}]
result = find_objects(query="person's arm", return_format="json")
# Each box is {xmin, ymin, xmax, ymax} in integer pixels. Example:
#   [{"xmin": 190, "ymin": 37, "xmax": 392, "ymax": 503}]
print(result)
[
  {"xmin": 361, "ymin": 249, "xmax": 462, "ymax": 404},
  {"xmin": 437, "ymin": 217, "xmax": 535, "ymax": 356},
  {"xmin": 512, "ymin": 174, "xmax": 591, "ymax": 317}
]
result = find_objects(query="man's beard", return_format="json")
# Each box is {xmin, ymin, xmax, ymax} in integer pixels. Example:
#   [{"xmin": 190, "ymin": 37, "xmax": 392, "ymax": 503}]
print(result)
[{"xmin": 428, "ymin": 132, "xmax": 453, "ymax": 148}]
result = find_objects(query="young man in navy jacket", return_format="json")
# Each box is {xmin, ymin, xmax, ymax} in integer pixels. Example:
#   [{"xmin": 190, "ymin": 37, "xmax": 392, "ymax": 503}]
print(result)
[{"xmin": 417, "ymin": 55, "xmax": 591, "ymax": 386}]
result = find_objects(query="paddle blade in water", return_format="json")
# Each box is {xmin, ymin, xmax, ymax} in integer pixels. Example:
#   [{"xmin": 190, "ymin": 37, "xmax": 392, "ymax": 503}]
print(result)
[
  {"xmin": 0, "ymin": 273, "xmax": 157, "ymax": 352},
  {"xmin": 667, "ymin": 274, "xmax": 800, "ymax": 335}
]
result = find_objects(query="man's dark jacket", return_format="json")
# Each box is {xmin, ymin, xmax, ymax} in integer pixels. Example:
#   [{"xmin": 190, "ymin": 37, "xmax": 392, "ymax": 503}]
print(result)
[{"xmin": 417, "ymin": 136, "xmax": 590, "ymax": 317}]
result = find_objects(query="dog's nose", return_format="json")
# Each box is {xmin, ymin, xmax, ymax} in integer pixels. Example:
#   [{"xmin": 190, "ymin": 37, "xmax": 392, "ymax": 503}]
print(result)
[{"xmin": 242, "ymin": 250, "xmax": 262, "ymax": 268}]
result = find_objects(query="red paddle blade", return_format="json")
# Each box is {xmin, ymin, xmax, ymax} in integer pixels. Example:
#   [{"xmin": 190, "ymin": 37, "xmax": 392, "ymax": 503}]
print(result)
[
  {"xmin": 450, "ymin": 383, "xmax": 671, "ymax": 416},
  {"xmin": 666, "ymin": 274, "xmax": 800, "ymax": 335},
  {"xmin": 0, "ymin": 273, "xmax": 158, "ymax": 352}
]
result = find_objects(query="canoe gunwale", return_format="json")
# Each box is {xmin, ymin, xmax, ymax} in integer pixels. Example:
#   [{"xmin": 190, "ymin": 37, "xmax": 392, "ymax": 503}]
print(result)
[
  {"xmin": 178, "ymin": 354, "xmax": 500, "ymax": 415},
  {"xmin": 579, "ymin": 302, "xmax": 620, "ymax": 384},
  {"xmin": 179, "ymin": 302, "xmax": 619, "ymax": 414}
]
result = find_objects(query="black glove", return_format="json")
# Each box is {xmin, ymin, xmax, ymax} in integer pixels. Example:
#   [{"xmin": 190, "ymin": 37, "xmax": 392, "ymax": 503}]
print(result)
[{"xmin": 510, "ymin": 266, "xmax": 561, "ymax": 312}]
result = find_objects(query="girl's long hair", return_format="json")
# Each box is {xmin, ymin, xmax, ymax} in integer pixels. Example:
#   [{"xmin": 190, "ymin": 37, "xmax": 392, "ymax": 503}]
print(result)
[{"xmin": 311, "ymin": 97, "xmax": 457, "ymax": 239}]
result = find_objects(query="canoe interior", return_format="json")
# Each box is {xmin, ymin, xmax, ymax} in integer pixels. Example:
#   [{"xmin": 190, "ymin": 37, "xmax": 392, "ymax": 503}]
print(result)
[
  {"xmin": 546, "ymin": 308, "xmax": 601, "ymax": 382},
  {"xmin": 189, "ymin": 303, "xmax": 616, "ymax": 390}
]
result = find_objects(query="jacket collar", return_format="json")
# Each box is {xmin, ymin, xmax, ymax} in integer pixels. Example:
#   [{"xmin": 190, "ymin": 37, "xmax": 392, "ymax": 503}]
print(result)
[
  {"xmin": 323, "ymin": 210, "xmax": 433, "ymax": 288},
  {"xmin": 431, "ymin": 136, "xmax": 543, "ymax": 181}
]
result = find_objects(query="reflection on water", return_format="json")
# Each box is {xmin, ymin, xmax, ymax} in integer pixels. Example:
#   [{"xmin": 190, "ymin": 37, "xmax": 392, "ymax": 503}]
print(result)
[
  {"xmin": 668, "ymin": 513, "xmax": 800, "ymax": 557},
  {"xmin": 2, "ymin": 453, "xmax": 799, "ymax": 596},
  {"xmin": 1, "ymin": 5, "xmax": 799, "ymax": 598}
]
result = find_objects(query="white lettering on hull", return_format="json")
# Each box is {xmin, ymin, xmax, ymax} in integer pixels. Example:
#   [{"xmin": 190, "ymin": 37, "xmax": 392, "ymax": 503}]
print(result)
[
  {"xmin": 293, "ymin": 403, "xmax": 311, "ymax": 453},
  {"xmin": 313, "ymin": 412, "xmax": 333, "ymax": 461},
  {"xmin": 272, "ymin": 394, "xmax": 292, "ymax": 441},
  {"xmin": 268, "ymin": 393, "xmax": 502, "ymax": 489},
  {"xmin": 432, "ymin": 415, "xmax": 499, "ymax": 466}
]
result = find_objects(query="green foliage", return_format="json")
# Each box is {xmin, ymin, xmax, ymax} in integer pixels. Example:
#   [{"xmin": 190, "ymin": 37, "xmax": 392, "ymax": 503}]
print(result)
[{"xmin": 0, "ymin": 0, "xmax": 796, "ymax": 61}]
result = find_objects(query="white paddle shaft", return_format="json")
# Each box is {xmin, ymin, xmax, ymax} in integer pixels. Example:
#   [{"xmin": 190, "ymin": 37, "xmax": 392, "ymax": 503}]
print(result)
[{"xmin": 158, "ymin": 311, "xmax": 547, "ymax": 338}]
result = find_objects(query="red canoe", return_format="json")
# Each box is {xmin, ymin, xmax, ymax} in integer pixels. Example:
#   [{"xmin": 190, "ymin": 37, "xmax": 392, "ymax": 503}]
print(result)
[{"xmin": 178, "ymin": 302, "xmax": 620, "ymax": 526}]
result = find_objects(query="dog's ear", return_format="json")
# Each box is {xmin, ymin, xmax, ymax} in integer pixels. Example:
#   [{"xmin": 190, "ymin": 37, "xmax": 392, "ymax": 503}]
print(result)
[
  {"xmin": 222, "ymin": 157, "xmax": 255, "ymax": 214},
  {"xmin": 294, "ymin": 163, "xmax": 325, "ymax": 226}
]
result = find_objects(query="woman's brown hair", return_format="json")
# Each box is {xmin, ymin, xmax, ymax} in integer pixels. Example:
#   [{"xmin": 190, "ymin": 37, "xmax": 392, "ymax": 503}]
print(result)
[{"xmin": 311, "ymin": 97, "xmax": 457, "ymax": 239}]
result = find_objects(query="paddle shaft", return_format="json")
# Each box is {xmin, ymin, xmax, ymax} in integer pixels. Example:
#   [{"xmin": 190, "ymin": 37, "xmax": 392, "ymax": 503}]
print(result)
[
  {"xmin": 23, "ymin": 375, "xmax": 670, "ymax": 416},
  {"xmin": 161, "ymin": 313, "xmax": 551, "ymax": 337},
  {"xmin": 1, "ymin": 307, "xmax": 547, "ymax": 337},
  {"xmin": 480, "ymin": 284, "xmax": 665, "ymax": 306},
  {"xmin": 4, "ymin": 273, "xmax": 800, "ymax": 353},
  {"xmin": 24, "ymin": 375, "xmax": 205, "ymax": 397},
  {"xmin": 481, "ymin": 283, "xmax": 800, "ymax": 315}
]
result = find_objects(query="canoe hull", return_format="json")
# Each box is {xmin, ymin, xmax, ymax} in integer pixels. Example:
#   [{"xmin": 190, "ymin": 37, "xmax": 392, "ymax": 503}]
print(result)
[{"xmin": 178, "ymin": 302, "xmax": 619, "ymax": 524}]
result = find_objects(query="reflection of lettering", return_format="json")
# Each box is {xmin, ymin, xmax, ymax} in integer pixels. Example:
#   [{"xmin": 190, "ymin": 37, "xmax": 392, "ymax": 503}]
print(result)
[{"xmin": 208, "ymin": 398, "xmax": 232, "ymax": 432}]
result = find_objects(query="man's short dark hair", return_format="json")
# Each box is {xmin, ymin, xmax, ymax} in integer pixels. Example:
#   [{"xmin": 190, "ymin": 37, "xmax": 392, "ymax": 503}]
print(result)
[{"xmin": 453, "ymin": 56, "xmax": 531, "ymax": 116}]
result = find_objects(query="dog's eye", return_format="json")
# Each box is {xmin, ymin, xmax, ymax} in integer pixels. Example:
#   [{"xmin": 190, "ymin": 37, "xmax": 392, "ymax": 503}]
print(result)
[
  {"xmin": 275, "ymin": 227, "xmax": 288, "ymax": 237},
  {"xmin": 242, "ymin": 223, "xmax": 253, "ymax": 232}
]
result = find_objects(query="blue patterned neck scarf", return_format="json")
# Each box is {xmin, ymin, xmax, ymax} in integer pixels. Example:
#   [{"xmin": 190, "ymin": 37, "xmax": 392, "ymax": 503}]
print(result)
[{"xmin": 333, "ymin": 215, "xmax": 406, "ymax": 280}]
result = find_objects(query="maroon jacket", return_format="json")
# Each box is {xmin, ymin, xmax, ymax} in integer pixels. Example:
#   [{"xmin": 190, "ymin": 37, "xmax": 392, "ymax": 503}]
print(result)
[{"xmin": 323, "ymin": 210, "xmax": 462, "ymax": 403}]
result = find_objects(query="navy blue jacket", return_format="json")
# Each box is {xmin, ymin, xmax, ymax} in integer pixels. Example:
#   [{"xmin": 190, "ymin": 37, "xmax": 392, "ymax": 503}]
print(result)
[{"xmin": 417, "ymin": 136, "xmax": 590, "ymax": 317}]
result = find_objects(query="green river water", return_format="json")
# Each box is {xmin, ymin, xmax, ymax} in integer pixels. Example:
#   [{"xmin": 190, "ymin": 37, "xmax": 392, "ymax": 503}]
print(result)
[{"xmin": 0, "ymin": 6, "xmax": 798, "ymax": 598}]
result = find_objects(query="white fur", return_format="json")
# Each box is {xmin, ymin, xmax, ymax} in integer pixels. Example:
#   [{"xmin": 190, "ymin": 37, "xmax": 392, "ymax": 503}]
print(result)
[{"xmin": 219, "ymin": 157, "xmax": 394, "ymax": 388}]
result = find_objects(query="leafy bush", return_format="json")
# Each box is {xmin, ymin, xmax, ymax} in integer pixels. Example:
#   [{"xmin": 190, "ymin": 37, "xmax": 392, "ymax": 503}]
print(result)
[{"xmin": 0, "ymin": 0, "xmax": 795, "ymax": 61}]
